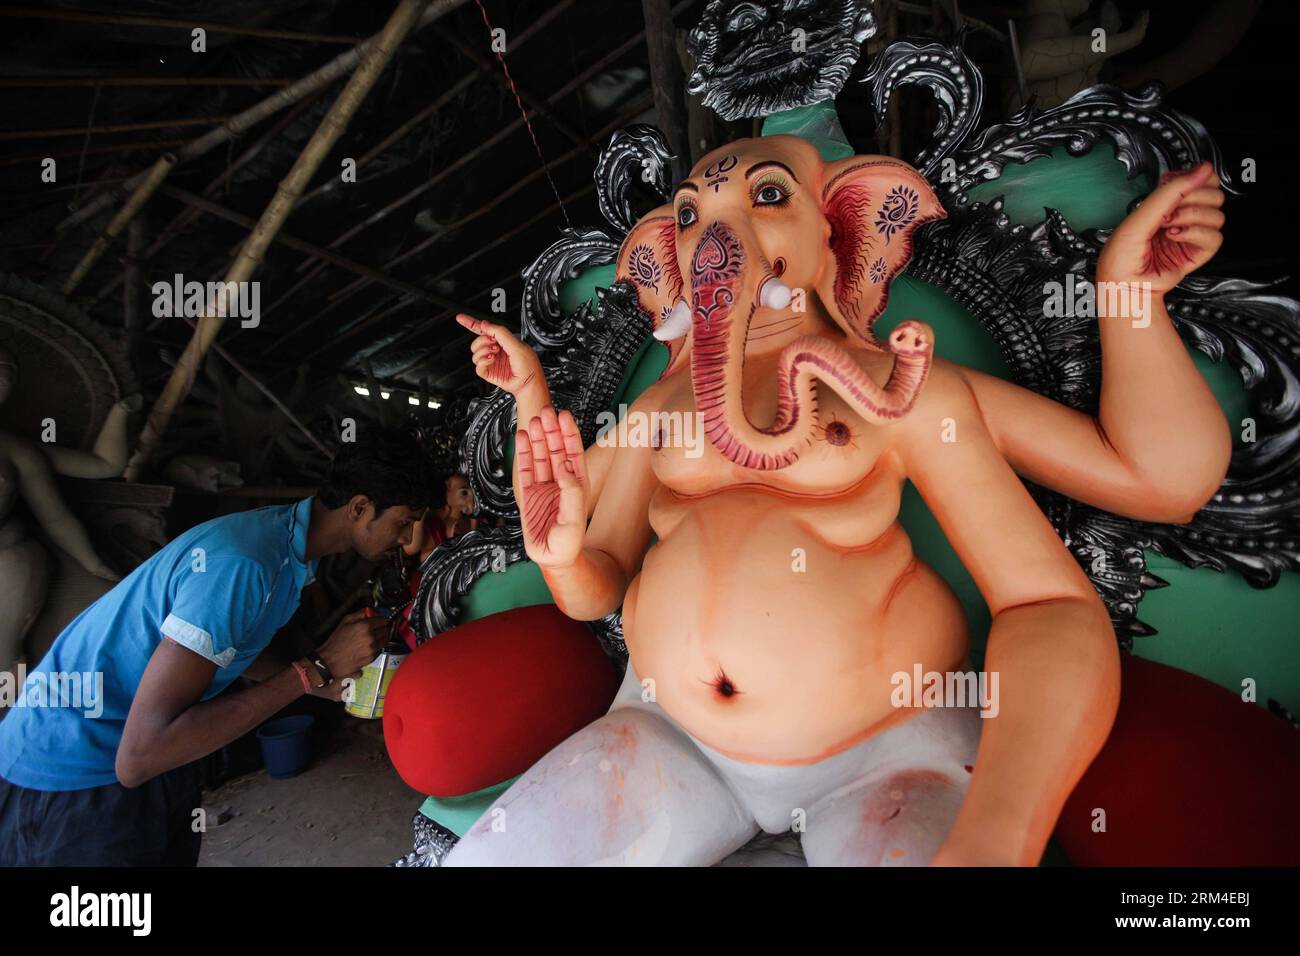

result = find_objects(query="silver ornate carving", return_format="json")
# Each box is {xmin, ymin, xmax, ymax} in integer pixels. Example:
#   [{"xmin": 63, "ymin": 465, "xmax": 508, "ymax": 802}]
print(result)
[
  {"xmin": 594, "ymin": 122, "xmax": 675, "ymax": 235},
  {"xmin": 686, "ymin": 0, "xmax": 878, "ymax": 120},
  {"xmin": 390, "ymin": 811, "xmax": 459, "ymax": 868},
  {"xmin": 865, "ymin": 39, "xmax": 1235, "ymax": 207},
  {"xmin": 862, "ymin": 37, "xmax": 984, "ymax": 181},
  {"xmin": 519, "ymin": 229, "xmax": 620, "ymax": 350},
  {"xmin": 412, "ymin": 523, "xmax": 526, "ymax": 640},
  {"xmin": 882, "ymin": 40, "xmax": 1299, "ymax": 642}
]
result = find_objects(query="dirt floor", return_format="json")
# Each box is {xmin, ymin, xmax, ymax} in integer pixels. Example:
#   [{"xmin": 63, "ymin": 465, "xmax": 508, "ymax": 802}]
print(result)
[{"xmin": 198, "ymin": 717, "xmax": 424, "ymax": 867}]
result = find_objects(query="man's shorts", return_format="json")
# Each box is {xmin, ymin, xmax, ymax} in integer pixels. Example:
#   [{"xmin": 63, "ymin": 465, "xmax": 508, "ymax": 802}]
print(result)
[{"xmin": 0, "ymin": 763, "xmax": 202, "ymax": 867}]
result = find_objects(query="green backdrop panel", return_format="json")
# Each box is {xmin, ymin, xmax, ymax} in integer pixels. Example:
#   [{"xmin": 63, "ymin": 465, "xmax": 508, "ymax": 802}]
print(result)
[
  {"xmin": 558, "ymin": 262, "xmax": 616, "ymax": 314},
  {"xmin": 965, "ymin": 145, "xmax": 1152, "ymax": 231},
  {"xmin": 1136, "ymin": 554, "xmax": 1300, "ymax": 712},
  {"xmin": 874, "ymin": 274, "xmax": 1013, "ymax": 378},
  {"xmin": 418, "ymin": 777, "xmax": 518, "ymax": 836},
  {"xmin": 458, "ymin": 558, "xmax": 555, "ymax": 626}
]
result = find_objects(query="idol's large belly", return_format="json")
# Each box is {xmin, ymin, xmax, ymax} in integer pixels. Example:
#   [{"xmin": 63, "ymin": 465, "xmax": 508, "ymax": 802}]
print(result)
[{"xmin": 624, "ymin": 495, "xmax": 969, "ymax": 764}]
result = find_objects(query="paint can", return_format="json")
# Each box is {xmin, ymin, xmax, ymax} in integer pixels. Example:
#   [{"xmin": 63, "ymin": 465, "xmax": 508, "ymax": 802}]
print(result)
[{"xmin": 344, "ymin": 638, "xmax": 408, "ymax": 719}]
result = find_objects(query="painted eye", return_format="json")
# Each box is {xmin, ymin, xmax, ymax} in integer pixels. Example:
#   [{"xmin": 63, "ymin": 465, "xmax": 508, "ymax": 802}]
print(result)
[
  {"xmin": 677, "ymin": 205, "xmax": 698, "ymax": 227},
  {"xmin": 754, "ymin": 184, "xmax": 787, "ymax": 205}
]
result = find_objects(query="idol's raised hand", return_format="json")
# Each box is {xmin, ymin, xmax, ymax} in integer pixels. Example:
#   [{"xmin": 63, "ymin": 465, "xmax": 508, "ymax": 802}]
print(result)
[
  {"xmin": 1098, "ymin": 161, "xmax": 1225, "ymax": 294},
  {"xmin": 516, "ymin": 405, "xmax": 587, "ymax": 569},
  {"xmin": 457, "ymin": 314, "xmax": 543, "ymax": 396}
]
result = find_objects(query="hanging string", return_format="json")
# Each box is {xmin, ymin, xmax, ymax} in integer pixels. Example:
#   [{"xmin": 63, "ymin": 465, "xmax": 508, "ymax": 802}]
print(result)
[{"xmin": 472, "ymin": 0, "xmax": 573, "ymax": 228}]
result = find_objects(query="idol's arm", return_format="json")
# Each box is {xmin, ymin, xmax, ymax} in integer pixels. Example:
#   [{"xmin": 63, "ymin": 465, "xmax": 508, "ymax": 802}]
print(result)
[
  {"xmin": 895, "ymin": 365, "xmax": 1121, "ymax": 866},
  {"xmin": 961, "ymin": 163, "xmax": 1232, "ymax": 524},
  {"xmin": 541, "ymin": 397, "xmax": 660, "ymax": 622},
  {"xmin": 957, "ymin": 291, "xmax": 1230, "ymax": 522}
]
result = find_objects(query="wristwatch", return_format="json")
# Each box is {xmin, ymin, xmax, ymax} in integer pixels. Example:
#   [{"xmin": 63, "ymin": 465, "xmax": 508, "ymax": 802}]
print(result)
[{"xmin": 306, "ymin": 655, "xmax": 334, "ymax": 688}]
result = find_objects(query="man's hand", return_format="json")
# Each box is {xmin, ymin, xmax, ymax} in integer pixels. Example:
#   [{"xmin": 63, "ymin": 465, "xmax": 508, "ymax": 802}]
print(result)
[
  {"xmin": 317, "ymin": 610, "xmax": 388, "ymax": 679},
  {"xmin": 307, "ymin": 679, "xmax": 347, "ymax": 702},
  {"xmin": 457, "ymin": 314, "xmax": 543, "ymax": 396},
  {"xmin": 1098, "ymin": 161, "xmax": 1225, "ymax": 294}
]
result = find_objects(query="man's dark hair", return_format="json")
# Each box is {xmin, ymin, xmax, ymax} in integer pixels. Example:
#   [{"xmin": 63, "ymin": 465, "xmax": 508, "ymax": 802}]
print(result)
[{"xmin": 318, "ymin": 426, "xmax": 437, "ymax": 515}]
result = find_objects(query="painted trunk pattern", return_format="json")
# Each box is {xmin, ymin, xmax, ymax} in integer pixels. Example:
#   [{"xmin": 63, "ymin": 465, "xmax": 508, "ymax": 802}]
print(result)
[{"xmin": 688, "ymin": 221, "xmax": 934, "ymax": 472}]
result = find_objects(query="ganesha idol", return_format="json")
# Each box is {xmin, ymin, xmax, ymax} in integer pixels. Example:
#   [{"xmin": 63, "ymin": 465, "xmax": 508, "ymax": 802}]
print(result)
[{"xmin": 450, "ymin": 134, "xmax": 1231, "ymax": 865}]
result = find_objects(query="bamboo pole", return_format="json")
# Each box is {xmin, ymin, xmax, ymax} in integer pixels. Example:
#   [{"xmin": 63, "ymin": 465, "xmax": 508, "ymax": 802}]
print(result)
[
  {"xmin": 281, "ymin": 93, "xmax": 654, "ymax": 346},
  {"xmin": 155, "ymin": 184, "xmax": 462, "ymax": 310},
  {"xmin": 640, "ymin": 0, "xmax": 689, "ymax": 177},
  {"xmin": 93, "ymin": 91, "xmax": 325, "ymax": 305},
  {"xmin": 292, "ymin": 8, "xmax": 672, "ymax": 265},
  {"xmin": 57, "ymin": 0, "xmax": 466, "ymax": 234},
  {"xmin": 123, "ymin": 216, "xmax": 146, "ymax": 351},
  {"xmin": 123, "ymin": 0, "xmax": 434, "ymax": 481},
  {"xmin": 191, "ymin": 325, "xmax": 331, "ymax": 458},
  {"xmin": 295, "ymin": 0, "xmax": 574, "ymax": 208},
  {"xmin": 61, "ymin": 152, "xmax": 175, "ymax": 295},
  {"xmin": 254, "ymin": 1, "xmax": 679, "ymax": 329}
]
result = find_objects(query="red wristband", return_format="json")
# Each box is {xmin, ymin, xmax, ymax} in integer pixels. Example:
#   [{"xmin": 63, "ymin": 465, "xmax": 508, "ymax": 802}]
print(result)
[{"xmin": 291, "ymin": 660, "xmax": 313, "ymax": 694}]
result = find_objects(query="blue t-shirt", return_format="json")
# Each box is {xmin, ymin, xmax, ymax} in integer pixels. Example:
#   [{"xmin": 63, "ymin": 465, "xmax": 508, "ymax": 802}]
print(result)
[{"xmin": 0, "ymin": 497, "xmax": 320, "ymax": 791}]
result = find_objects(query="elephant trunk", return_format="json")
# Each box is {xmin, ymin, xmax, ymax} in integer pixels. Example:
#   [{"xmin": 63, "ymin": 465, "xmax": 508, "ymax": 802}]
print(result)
[{"xmin": 688, "ymin": 220, "xmax": 935, "ymax": 472}]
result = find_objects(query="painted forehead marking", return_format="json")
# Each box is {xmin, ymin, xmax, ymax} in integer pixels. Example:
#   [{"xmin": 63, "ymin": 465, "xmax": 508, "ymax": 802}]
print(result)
[
  {"xmin": 701, "ymin": 154, "xmax": 733, "ymax": 193},
  {"xmin": 681, "ymin": 153, "xmax": 802, "ymax": 196}
]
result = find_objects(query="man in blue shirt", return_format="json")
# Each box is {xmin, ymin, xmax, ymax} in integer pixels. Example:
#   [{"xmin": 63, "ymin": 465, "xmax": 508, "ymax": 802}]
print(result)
[{"xmin": 0, "ymin": 426, "xmax": 436, "ymax": 865}]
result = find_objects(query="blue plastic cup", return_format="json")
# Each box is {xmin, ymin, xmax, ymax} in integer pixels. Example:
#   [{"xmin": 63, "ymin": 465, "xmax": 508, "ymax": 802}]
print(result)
[{"xmin": 256, "ymin": 714, "xmax": 315, "ymax": 779}]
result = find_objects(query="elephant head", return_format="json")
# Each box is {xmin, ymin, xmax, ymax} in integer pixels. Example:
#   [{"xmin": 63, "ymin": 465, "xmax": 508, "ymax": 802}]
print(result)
[{"xmin": 615, "ymin": 135, "xmax": 945, "ymax": 470}]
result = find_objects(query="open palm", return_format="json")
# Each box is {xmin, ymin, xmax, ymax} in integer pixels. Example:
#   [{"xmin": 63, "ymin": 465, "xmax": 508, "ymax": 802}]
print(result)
[{"xmin": 518, "ymin": 405, "xmax": 587, "ymax": 568}]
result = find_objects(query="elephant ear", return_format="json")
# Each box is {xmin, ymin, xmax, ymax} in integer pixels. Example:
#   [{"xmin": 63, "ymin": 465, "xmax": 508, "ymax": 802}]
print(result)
[
  {"xmin": 615, "ymin": 205, "xmax": 688, "ymax": 374},
  {"xmin": 816, "ymin": 156, "xmax": 945, "ymax": 344}
]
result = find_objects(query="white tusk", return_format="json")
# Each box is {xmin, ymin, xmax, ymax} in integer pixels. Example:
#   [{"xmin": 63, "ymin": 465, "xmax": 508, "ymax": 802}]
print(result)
[
  {"xmin": 654, "ymin": 298, "xmax": 692, "ymax": 341},
  {"xmin": 759, "ymin": 276, "xmax": 792, "ymax": 311}
]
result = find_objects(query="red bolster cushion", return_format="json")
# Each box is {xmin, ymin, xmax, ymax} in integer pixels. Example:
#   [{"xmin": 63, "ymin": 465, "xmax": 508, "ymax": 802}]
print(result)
[
  {"xmin": 383, "ymin": 603, "xmax": 619, "ymax": 797},
  {"xmin": 1055, "ymin": 652, "xmax": 1300, "ymax": 865}
]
